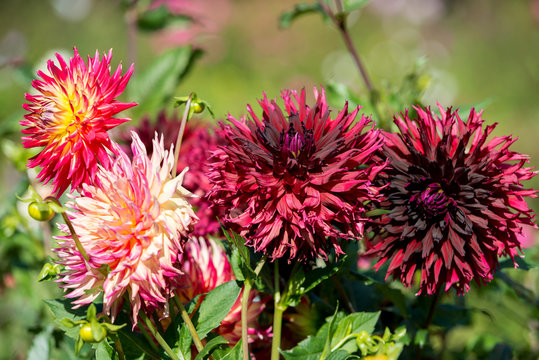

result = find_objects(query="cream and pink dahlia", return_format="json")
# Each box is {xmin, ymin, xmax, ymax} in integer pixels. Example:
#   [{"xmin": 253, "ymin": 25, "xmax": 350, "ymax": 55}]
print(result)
[
  {"xmin": 21, "ymin": 47, "xmax": 136, "ymax": 196},
  {"xmin": 122, "ymin": 112, "xmax": 224, "ymax": 237},
  {"xmin": 177, "ymin": 237, "xmax": 269, "ymax": 344},
  {"xmin": 367, "ymin": 105, "xmax": 537, "ymax": 295},
  {"xmin": 55, "ymin": 132, "xmax": 197, "ymax": 324},
  {"xmin": 207, "ymin": 88, "xmax": 386, "ymax": 261}
]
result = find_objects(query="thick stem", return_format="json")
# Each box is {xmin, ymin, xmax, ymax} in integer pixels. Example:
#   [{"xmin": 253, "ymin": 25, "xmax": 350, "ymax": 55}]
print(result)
[
  {"xmin": 174, "ymin": 297, "xmax": 205, "ymax": 352},
  {"xmin": 241, "ymin": 279, "xmax": 253, "ymax": 360},
  {"xmin": 172, "ymin": 93, "xmax": 194, "ymax": 177},
  {"xmin": 271, "ymin": 260, "xmax": 284, "ymax": 360},
  {"xmin": 241, "ymin": 257, "xmax": 267, "ymax": 360},
  {"xmin": 140, "ymin": 311, "xmax": 184, "ymax": 360}
]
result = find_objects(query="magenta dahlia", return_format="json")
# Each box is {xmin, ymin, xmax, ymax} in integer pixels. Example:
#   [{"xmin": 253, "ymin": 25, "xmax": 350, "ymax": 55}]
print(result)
[
  {"xmin": 21, "ymin": 47, "xmax": 136, "ymax": 196},
  {"xmin": 207, "ymin": 88, "xmax": 386, "ymax": 261},
  {"xmin": 367, "ymin": 105, "xmax": 537, "ymax": 295}
]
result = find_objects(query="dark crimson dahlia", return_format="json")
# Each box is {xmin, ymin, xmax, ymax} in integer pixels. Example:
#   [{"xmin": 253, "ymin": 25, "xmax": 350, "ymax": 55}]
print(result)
[
  {"xmin": 367, "ymin": 105, "xmax": 537, "ymax": 295},
  {"xmin": 207, "ymin": 88, "xmax": 386, "ymax": 261},
  {"xmin": 120, "ymin": 111, "xmax": 224, "ymax": 237}
]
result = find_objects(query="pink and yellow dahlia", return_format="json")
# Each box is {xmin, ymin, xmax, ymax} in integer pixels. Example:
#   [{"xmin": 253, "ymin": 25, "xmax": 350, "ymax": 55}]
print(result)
[
  {"xmin": 21, "ymin": 47, "xmax": 136, "ymax": 196},
  {"xmin": 177, "ymin": 237, "xmax": 269, "ymax": 344},
  {"xmin": 207, "ymin": 88, "xmax": 386, "ymax": 261},
  {"xmin": 55, "ymin": 131, "xmax": 197, "ymax": 324},
  {"xmin": 121, "ymin": 111, "xmax": 224, "ymax": 236}
]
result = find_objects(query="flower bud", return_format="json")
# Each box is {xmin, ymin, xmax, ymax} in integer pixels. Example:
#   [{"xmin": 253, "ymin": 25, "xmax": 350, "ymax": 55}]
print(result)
[{"xmin": 28, "ymin": 201, "xmax": 54, "ymax": 221}]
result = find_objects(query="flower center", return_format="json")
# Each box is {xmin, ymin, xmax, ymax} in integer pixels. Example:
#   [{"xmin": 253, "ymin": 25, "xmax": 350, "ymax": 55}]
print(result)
[
  {"xmin": 280, "ymin": 122, "xmax": 314, "ymax": 159},
  {"xmin": 410, "ymin": 183, "xmax": 453, "ymax": 219}
]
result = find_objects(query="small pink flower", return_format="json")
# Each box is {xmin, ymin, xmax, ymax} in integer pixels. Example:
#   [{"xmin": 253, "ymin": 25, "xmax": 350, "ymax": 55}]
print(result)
[
  {"xmin": 55, "ymin": 132, "xmax": 197, "ymax": 325},
  {"xmin": 21, "ymin": 47, "xmax": 136, "ymax": 196}
]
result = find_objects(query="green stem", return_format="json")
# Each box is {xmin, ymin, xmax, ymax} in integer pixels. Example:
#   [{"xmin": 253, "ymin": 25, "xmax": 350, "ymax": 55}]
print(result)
[
  {"xmin": 172, "ymin": 92, "xmax": 193, "ymax": 177},
  {"xmin": 113, "ymin": 336, "xmax": 126, "ymax": 360},
  {"xmin": 45, "ymin": 196, "xmax": 90, "ymax": 264},
  {"xmin": 137, "ymin": 321, "xmax": 160, "ymax": 355},
  {"xmin": 174, "ymin": 297, "xmax": 205, "ymax": 352},
  {"xmin": 242, "ymin": 256, "xmax": 267, "ymax": 360},
  {"xmin": 271, "ymin": 260, "xmax": 285, "ymax": 360},
  {"xmin": 140, "ymin": 311, "xmax": 184, "ymax": 360}
]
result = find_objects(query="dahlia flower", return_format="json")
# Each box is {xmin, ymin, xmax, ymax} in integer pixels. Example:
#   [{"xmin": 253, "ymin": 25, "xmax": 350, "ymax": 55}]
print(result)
[
  {"xmin": 21, "ymin": 47, "xmax": 136, "ymax": 196},
  {"xmin": 177, "ymin": 237, "xmax": 269, "ymax": 344},
  {"xmin": 121, "ymin": 111, "xmax": 223, "ymax": 236},
  {"xmin": 55, "ymin": 131, "xmax": 197, "ymax": 324},
  {"xmin": 368, "ymin": 105, "xmax": 537, "ymax": 295},
  {"xmin": 207, "ymin": 88, "xmax": 386, "ymax": 261}
]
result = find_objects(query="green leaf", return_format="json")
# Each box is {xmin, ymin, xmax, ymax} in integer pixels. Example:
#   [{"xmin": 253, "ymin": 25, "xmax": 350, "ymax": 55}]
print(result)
[
  {"xmin": 365, "ymin": 208, "xmax": 391, "ymax": 217},
  {"xmin": 499, "ymin": 256, "xmax": 536, "ymax": 271},
  {"xmin": 283, "ymin": 311, "xmax": 381, "ymax": 359},
  {"xmin": 414, "ymin": 329, "xmax": 428, "ymax": 347},
  {"xmin": 330, "ymin": 312, "xmax": 381, "ymax": 353},
  {"xmin": 27, "ymin": 326, "xmax": 52, "ymax": 360},
  {"xmin": 285, "ymin": 256, "xmax": 348, "ymax": 307},
  {"xmin": 118, "ymin": 329, "xmax": 157, "ymax": 360},
  {"xmin": 213, "ymin": 338, "xmax": 245, "ymax": 360},
  {"xmin": 95, "ymin": 341, "xmax": 119, "ymax": 360},
  {"xmin": 280, "ymin": 3, "xmax": 324, "ymax": 28},
  {"xmin": 193, "ymin": 281, "xmax": 242, "ymax": 339},
  {"xmin": 342, "ymin": 0, "xmax": 371, "ymax": 12},
  {"xmin": 194, "ymin": 336, "xmax": 229, "ymax": 360},
  {"xmin": 129, "ymin": 46, "xmax": 203, "ymax": 115},
  {"xmin": 325, "ymin": 350, "xmax": 349, "ymax": 360},
  {"xmin": 137, "ymin": 5, "xmax": 171, "ymax": 31},
  {"xmin": 44, "ymin": 298, "xmax": 91, "ymax": 339}
]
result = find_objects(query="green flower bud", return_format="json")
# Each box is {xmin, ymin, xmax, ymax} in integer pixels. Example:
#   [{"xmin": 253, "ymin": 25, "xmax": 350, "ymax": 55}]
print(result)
[{"xmin": 28, "ymin": 201, "xmax": 54, "ymax": 221}]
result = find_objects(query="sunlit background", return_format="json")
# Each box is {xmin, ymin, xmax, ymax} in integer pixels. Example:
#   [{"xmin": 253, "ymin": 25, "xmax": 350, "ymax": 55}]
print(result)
[{"xmin": 0, "ymin": 0, "xmax": 538, "ymax": 358}]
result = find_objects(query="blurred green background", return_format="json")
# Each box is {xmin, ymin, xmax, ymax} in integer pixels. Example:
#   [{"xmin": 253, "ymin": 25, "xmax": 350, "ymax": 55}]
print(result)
[{"xmin": 0, "ymin": 0, "xmax": 538, "ymax": 359}]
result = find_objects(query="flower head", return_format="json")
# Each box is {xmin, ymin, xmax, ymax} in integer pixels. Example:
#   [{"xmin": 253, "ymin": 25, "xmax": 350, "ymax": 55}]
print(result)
[
  {"xmin": 207, "ymin": 88, "xmax": 385, "ymax": 261},
  {"xmin": 367, "ymin": 105, "xmax": 537, "ymax": 295},
  {"xmin": 55, "ymin": 131, "xmax": 197, "ymax": 325},
  {"xmin": 177, "ymin": 237, "xmax": 269, "ymax": 344},
  {"xmin": 21, "ymin": 47, "xmax": 136, "ymax": 196},
  {"xmin": 121, "ymin": 111, "xmax": 224, "ymax": 236}
]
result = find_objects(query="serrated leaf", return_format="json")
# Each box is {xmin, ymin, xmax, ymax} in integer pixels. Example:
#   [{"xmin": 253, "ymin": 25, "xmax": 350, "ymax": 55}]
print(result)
[
  {"xmin": 192, "ymin": 281, "xmax": 242, "ymax": 339},
  {"xmin": 95, "ymin": 341, "xmax": 119, "ymax": 360},
  {"xmin": 280, "ymin": 2, "xmax": 324, "ymax": 28},
  {"xmin": 44, "ymin": 298, "xmax": 91, "ymax": 339},
  {"xmin": 194, "ymin": 336, "xmax": 229, "ymax": 360},
  {"xmin": 330, "ymin": 312, "xmax": 381, "ymax": 353},
  {"xmin": 129, "ymin": 46, "xmax": 202, "ymax": 115},
  {"xmin": 283, "ymin": 311, "xmax": 380, "ymax": 359}
]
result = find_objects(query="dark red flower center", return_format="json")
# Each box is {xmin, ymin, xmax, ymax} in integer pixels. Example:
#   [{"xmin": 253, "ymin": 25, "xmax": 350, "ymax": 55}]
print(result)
[
  {"xmin": 281, "ymin": 121, "xmax": 314, "ymax": 159},
  {"xmin": 410, "ymin": 183, "xmax": 453, "ymax": 219}
]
